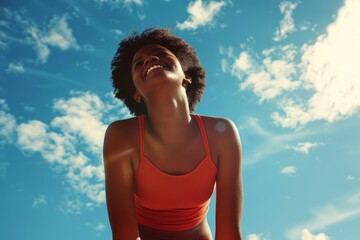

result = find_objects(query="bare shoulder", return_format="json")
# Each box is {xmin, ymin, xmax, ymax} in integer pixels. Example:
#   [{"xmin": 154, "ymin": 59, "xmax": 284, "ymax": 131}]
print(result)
[
  {"xmin": 199, "ymin": 115, "xmax": 240, "ymax": 140},
  {"xmin": 105, "ymin": 117, "xmax": 138, "ymax": 138},
  {"xmin": 103, "ymin": 117, "xmax": 139, "ymax": 165},
  {"xmin": 198, "ymin": 115, "xmax": 241, "ymax": 166}
]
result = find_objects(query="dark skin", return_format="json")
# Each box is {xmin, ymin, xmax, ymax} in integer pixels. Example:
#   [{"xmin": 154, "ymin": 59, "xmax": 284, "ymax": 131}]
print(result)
[{"xmin": 103, "ymin": 44, "xmax": 243, "ymax": 240}]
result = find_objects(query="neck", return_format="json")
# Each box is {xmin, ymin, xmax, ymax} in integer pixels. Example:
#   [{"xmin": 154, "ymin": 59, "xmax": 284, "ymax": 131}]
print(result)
[{"xmin": 143, "ymin": 89, "xmax": 194, "ymax": 147}]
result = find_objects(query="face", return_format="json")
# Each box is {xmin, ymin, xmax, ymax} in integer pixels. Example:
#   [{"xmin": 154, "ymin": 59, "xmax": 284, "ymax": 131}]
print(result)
[{"xmin": 131, "ymin": 44, "xmax": 190, "ymax": 101}]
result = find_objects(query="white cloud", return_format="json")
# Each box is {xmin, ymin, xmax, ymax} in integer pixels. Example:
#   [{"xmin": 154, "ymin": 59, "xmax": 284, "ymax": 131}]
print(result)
[
  {"xmin": 15, "ymin": 91, "xmax": 130, "ymax": 209},
  {"xmin": 281, "ymin": 166, "xmax": 297, "ymax": 175},
  {"xmin": 93, "ymin": 0, "xmax": 142, "ymax": 8},
  {"xmin": 24, "ymin": 105, "xmax": 35, "ymax": 112},
  {"xmin": 222, "ymin": 44, "xmax": 300, "ymax": 102},
  {"xmin": 0, "ymin": 20, "xmax": 10, "ymax": 48},
  {"xmin": 232, "ymin": 51, "xmax": 253, "ymax": 75},
  {"xmin": 58, "ymin": 197, "xmax": 83, "ymax": 215},
  {"xmin": 290, "ymin": 142, "xmax": 321, "ymax": 154},
  {"xmin": 223, "ymin": 0, "xmax": 360, "ymax": 128},
  {"xmin": 7, "ymin": 62, "xmax": 25, "ymax": 73},
  {"xmin": 346, "ymin": 175, "xmax": 355, "ymax": 181},
  {"xmin": 219, "ymin": 45, "xmax": 234, "ymax": 72},
  {"xmin": 177, "ymin": 0, "xmax": 226, "ymax": 30},
  {"xmin": 124, "ymin": 0, "xmax": 142, "ymax": 5},
  {"xmin": 273, "ymin": 0, "xmax": 360, "ymax": 128},
  {"xmin": 26, "ymin": 25, "xmax": 50, "ymax": 63},
  {"xmin": 42, "ymin": 16, "xmax": 78, "ymax": 51},
  {"xmin": 51, "ymin": 91, "xmax": 108, "ymax": 154},
  {"xmin": 299, "ymin": 21, "xmax": 317, "ymax": 32},
  {"xmin": 247, "ymin": 233, "xmax": 260, "ymax": 240},
  {"xmin": 86, "ymin": 222, "xmax": 106, "ymax": 232},
  {"xmin": 2, "ymin": 9, "xmax": 78, "ymax": 64},
  {"xmin": 137, "ymin": 11, "xmax": 146, "ymax": 20},
  {"xmin": 273, "ymin": 1, "xmax": 298, "ymax": 41},
  {"xmin": 112, "ymin": 29, "xmax": 124, "ymax": 36},
  {"xmin": 301, "ymin": 229, "xmax": 330, "ymax": 240},
  {"xmin": 0, "ymin": 99, "xmax": 10, "ymax": 111},
  {"xmin": 17, "ymin": 120, "xmax": 72, "ymax": 165},
  {"xmin": 33, "ymin": 194, "xmax": 48, "ymax": 208},
  {"xmin": 220, "ymin": 59, "xmax": 229, "ymax": 72},
  {"xmin": 76, "ymin": 60, "xmax": 92, "ymax": 71},
  {"xmin": 0, "ymin": 105, "xmax": 17, "ymax": 144},
  {"xmin": 246, "ymin": 233, "xmax": 269, "ymax": 240},
  {"xmin": 286, "ymin": 191, "xmax": 360, "ymax": 239}
]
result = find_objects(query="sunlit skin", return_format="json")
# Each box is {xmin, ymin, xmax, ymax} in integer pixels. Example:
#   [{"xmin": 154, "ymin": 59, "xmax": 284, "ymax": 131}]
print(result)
[{"xmin": 103, "ymin": 44, "xmax": 243, "ymax": 240}]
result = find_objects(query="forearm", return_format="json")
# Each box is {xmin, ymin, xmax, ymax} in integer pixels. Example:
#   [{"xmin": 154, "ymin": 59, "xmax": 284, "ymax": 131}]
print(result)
[
  {"xmin": 215, "ymin": 232, "xmax": 242, "ymax": 240},
  {"xmin": 112, "ymin": 230, "xmax": 140, "ymax": 240}
]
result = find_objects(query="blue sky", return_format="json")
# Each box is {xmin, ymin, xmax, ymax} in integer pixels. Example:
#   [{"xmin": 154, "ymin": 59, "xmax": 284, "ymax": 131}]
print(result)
[{"xmin": 1, "ymin": 0, "xmax": 359, "ymax": 239}]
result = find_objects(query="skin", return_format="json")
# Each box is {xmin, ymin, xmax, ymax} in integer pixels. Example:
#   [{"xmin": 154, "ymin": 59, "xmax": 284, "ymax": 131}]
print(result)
[{"xmin": 103, "ymin": 44, "xmax": 243, "ymax": 240}]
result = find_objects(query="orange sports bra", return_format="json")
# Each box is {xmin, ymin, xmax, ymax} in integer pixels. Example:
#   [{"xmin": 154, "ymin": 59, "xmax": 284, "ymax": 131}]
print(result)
[{"xmin": 134, "ymin": 114, "xmax": 217, "ymax": 231}]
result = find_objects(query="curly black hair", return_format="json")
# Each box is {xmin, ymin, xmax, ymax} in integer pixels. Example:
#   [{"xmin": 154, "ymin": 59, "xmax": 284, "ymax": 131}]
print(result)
[{"xmin": 111, "ymin": 28, "xmax": 206, "ymax": 116}]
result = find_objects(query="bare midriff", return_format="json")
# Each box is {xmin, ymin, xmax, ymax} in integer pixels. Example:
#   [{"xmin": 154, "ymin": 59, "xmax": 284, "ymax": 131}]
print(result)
[{"xmin": 138, "ymin": 219, "xmax": 212, "ymax": 240}]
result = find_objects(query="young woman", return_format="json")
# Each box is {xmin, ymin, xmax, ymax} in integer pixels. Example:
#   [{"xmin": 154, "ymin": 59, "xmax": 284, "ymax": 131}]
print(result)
[{"xmin": 103, "ymin": 28, "xmax": 243, "ymax": 240}]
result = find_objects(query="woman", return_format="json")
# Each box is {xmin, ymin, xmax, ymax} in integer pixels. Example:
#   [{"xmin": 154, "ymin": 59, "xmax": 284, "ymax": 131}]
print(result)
[{"xmin": 103, "ymin": 28, "xmax": 243, "ymax": 240}]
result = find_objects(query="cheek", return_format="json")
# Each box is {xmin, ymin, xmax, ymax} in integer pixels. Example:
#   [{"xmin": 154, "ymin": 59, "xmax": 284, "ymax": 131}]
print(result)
[
  {"xmin": 178, "ymin": 61, "xmax": 187, "ymax": 73},
  {"xmin": 131, "ymin": 72, "xmax": 142, "ymax": 86},
  {"xmin": 178, "ymin": 64, "xmax": 187, "ymax": 77}
]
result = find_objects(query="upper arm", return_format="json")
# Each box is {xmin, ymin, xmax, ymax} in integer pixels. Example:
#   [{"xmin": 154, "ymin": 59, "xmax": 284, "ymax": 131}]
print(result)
[
  {"xmin": 214, "ymin": 118, "xmax": 243, "ymax": 240},
  {"xmin": 103, "ymin": 121, "xmax": 139, "ymax": 240}
]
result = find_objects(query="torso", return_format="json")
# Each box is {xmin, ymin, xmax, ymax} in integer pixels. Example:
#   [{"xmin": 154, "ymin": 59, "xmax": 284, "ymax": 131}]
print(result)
[{"xmin": 111, "ymin": 114, "xmax": 224, "ymax": 239}]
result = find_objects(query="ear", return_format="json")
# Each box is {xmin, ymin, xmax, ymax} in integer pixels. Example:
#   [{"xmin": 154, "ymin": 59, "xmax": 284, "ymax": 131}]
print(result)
[
  {"xmin": 182, "ymin": 75, "xmax": 192, "ymax": 88},
  {"xmin": 133, "ymin": 90, "xmax": 142, "ymax": 103}
]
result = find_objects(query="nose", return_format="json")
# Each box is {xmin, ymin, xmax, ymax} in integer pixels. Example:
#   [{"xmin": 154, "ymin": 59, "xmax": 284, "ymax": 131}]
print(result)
[{"xmin": 143, "ymin": 55, "xmax": 159, "ymax": 66}]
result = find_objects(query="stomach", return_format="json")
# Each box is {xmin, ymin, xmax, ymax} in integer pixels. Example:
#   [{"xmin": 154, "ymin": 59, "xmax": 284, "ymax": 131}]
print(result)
[{"xmin": 138, "ymin": 219, "xmax": 213, "ymax": 240}]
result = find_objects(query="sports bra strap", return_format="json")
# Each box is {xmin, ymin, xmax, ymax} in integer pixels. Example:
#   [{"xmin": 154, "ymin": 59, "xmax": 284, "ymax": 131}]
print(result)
[
  {"xmin": 194, "ymin": 114, "xmax": 211, "ymax": 157},
  {"xmin": 138, "ymin": 115, "xmax": 145, "ymax": 156}
]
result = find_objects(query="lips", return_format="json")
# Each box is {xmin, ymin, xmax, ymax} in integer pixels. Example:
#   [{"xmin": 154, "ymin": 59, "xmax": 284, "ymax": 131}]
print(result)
[
  {"xmin": 142, "ymin": 63, "xmax": 166, "ymax": 79},
  {"xmin": 146, "ymin": 65, "xmax": 163, "ymax": 76}
]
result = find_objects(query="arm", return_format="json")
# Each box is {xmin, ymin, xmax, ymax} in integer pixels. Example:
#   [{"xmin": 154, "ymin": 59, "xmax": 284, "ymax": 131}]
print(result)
[
  {"xmin": 214, "ymin": 119, "xmax": 243, "ymax": 240},
  {"xmin": 103, "ymin": 121, "xmax": 140, "ymax": 240}
]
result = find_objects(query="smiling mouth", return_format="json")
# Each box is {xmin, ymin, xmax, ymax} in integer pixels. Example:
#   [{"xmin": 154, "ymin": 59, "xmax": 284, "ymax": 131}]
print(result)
[{"xmin": 145, "ymin": 64, "xmax": 164, "ymax": 77}]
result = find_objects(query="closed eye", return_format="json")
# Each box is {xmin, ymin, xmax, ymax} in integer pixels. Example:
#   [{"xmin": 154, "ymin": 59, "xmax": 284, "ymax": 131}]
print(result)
[
  {"xmin": 156, "ymin": 51, "xmax": 167, "ymax": 56},
  {"xmin": 133, "ymin": 60, "xmax": 143, "ymax": 70},
  {"xmin": 154, "ymin": 49, "xmax": 172, "ymax": 58}
]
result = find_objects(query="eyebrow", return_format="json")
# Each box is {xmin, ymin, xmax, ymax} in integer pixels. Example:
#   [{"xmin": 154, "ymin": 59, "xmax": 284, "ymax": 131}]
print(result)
[{"xmin": 132, "ymin": 47, "xmax": 167, "ymax": 66}]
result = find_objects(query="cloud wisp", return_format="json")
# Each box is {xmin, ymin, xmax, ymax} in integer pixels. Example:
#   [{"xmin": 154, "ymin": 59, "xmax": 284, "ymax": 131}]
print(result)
[
  {"xmin": 6, "ymin": 62, "xmax": 25, "ymax": 73},
  {"xmin": 288, "ymin": 142, "xmax": 322, "ymax": 154},
  {"xmin": 273, "ymin": 1, "xmax": 298, "ymax": 42},
  {"xmin": 92, "ymin": 0, "xmax": 143, "ymax": 7},
  {"xmin": 1, "ymin": 8, "xmax": 78, "ymax": 64},
  {"xmin": 300, "ymin": 229, "xmax": 330, "ymax": 240},
  {"xmin": 0, "ymin": 99, "xmax": 17, "ymax": 144},
  {"xmin": 177, "ymin": 0, "xmax": 226, "ymax": 30},
  {"xmin": 246, "ymin": 232, "xmax": 269, "ymax": 240},
  {"xmin": 281, "ymin": 166, "xmax": 297, "ymax": 175},
  {"xmin": 286, "ymin": 191, "xmax": 360, "ymax": 239},
  {"xmin": 33, "ymin": 194, "xmax": 48, "ymax": 208},
  {"xmin": 238, "ymin": 117, "xmax": 322, "ymax": 165}
]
